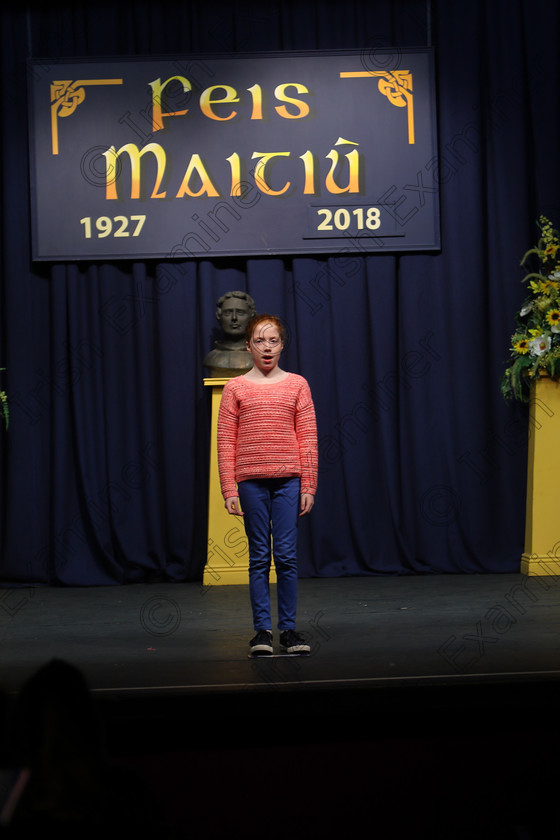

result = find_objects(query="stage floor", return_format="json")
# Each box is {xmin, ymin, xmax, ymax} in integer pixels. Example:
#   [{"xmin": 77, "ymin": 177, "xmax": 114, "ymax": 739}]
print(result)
[
  {"xmin": 2, "ymin": 573, "xmax": 560, "ymax": 704},
  {"xmin": 2, "ymin": 574, "xmax": 560, "ymax": 839}
]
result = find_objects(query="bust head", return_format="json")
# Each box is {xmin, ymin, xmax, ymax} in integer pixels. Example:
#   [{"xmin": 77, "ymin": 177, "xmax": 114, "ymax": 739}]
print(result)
[
  {"xmin": 216, "ymin": 291, "xmax": 256, "ymax": 345},
  {"xmin": 204, "ymin": 291, "xmax": 258, "ymax": 376}
]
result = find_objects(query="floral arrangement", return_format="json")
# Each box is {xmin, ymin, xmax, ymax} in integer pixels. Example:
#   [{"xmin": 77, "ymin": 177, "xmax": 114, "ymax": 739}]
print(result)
[
  {"xmin": 501, "ymin": 216, "xmax": 560, "ymax": 402},
  {"xmin": 0, "ymin": 368, "xmax": 8, "ymax": 430}
]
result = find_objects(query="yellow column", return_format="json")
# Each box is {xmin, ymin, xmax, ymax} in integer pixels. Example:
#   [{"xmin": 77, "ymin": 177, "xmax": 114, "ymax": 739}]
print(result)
[
  {"xmin": 203, "ymin": 378, "xmax": 276, "ymax": 585},
  {"xmin": 521, "ymin": 376, "xmax": 560, "ymax": 575}
]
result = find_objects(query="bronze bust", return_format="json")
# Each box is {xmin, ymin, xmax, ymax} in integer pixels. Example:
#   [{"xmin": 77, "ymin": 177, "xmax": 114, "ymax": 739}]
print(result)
[{"xmin": 204, "ymin": 291, "xmax": 257, "ymax": 377}]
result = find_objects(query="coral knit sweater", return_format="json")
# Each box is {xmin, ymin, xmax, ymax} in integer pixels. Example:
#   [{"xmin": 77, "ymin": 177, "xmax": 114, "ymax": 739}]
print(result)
[{"xmin": 217, "ymin": 373, "xmax": 318, "ymax": 500}]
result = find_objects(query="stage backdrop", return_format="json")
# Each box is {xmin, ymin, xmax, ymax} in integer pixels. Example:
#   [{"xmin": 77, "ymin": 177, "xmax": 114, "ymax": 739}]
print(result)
[{"xmin": 0, "ymin": 0, "xmax": 558, "ymax": 588}]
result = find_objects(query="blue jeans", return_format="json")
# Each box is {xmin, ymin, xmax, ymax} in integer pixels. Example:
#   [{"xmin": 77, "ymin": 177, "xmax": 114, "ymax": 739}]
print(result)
[{"xmin": 238, "ymin": 477, "xmax": 300, "ymax": 631}]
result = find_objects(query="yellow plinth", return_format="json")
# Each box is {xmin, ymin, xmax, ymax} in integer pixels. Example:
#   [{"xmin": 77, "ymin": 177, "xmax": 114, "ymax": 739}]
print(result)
[
  {"xmin": 203, "ymin": 378, "xmax": 276, "ymax": 585},
  {"xmin": 521, "ymin": 376, "xmax": 560, "ymax": 575}
]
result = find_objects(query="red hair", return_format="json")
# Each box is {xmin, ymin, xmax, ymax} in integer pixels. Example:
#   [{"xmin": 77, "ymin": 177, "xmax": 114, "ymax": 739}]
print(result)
[{"xmin": 245, "ymin": 313, "xmax": 285, "ymax": 343}]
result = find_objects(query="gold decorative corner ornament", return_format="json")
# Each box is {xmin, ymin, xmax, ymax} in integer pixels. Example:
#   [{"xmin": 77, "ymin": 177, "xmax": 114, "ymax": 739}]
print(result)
[
  {"xmin": 50, "ymin": 78, "xmax": 123, "ymax": 155},
  {"xmin": 339, "ymin": 69, "xmax": 414, "ymax": 144}
]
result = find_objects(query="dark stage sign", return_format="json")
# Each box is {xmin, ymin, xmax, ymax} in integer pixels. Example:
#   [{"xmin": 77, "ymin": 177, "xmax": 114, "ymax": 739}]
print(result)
[{"xmin": 28, "ymin": 49, "xmax": 439, "ymax": 261}]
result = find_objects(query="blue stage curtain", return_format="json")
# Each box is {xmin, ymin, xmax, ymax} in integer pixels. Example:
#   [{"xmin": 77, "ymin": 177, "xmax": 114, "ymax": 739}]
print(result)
[{"xmin": 1, "ymin": 0, "xmax": 558, "ymax": 584}]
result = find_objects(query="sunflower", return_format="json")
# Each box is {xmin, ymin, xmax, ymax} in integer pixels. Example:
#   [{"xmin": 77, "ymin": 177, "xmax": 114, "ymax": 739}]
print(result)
[
  {"xmin": 529, "ymin": 279, "xmax": 559, "ymax": 296},
  {"xmin": 512, "ymin": 337, "xmax": 530, "ymax": 354},
  {"xmin": 546, "ymin": 308, "xmax": 560, "ymax": 328}
]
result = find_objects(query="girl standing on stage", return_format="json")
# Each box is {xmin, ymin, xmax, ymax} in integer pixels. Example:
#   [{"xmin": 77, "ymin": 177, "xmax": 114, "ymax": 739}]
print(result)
[{"xmin": 217, "ymin": 314, "xmax": 318, "ymax": 656}]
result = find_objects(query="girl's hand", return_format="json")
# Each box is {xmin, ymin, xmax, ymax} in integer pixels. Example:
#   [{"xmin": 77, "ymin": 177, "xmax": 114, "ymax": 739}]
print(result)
[
  {"xmin": 299, "ymin": 493, "xmax": 314, "ymax": 516},
  {"xmin": 225, "ymin": 496, "xmax": 243, "ymax": 516}
]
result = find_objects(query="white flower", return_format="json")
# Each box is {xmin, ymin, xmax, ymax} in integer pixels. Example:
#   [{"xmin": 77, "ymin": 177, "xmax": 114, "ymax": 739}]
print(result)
[
  {"xmin": 529, "ymin": 334, "xmax": 551, "ymax": 356},
  {"xmin": 520, "ymin": 302, "xmax": 533, "ymax": 316}
]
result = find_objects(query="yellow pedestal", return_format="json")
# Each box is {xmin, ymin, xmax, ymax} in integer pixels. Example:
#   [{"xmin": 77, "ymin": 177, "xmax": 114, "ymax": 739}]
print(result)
[
  {"xmin": 521, "ymin": 376, "xmax": 560, "ymax": 575},
  {"xmin": 203, "ymin": 378, "xmax": 276, "ymax": 586}
]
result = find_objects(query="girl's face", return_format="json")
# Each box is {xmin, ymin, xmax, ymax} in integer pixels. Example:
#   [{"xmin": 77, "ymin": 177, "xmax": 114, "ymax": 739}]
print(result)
[{"xmin": 247, "ymin": 322, "xmax": 284, "ymax": 373}]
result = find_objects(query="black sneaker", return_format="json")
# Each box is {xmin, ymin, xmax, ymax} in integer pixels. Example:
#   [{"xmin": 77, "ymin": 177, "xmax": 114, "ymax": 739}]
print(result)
[
  {"xmin": 249, "ymin": 630, "xmax": 273, "ymax": 656},
  {"xmin": 279, "ymin": 630, "xmax": 310, "ymax": 655}
]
